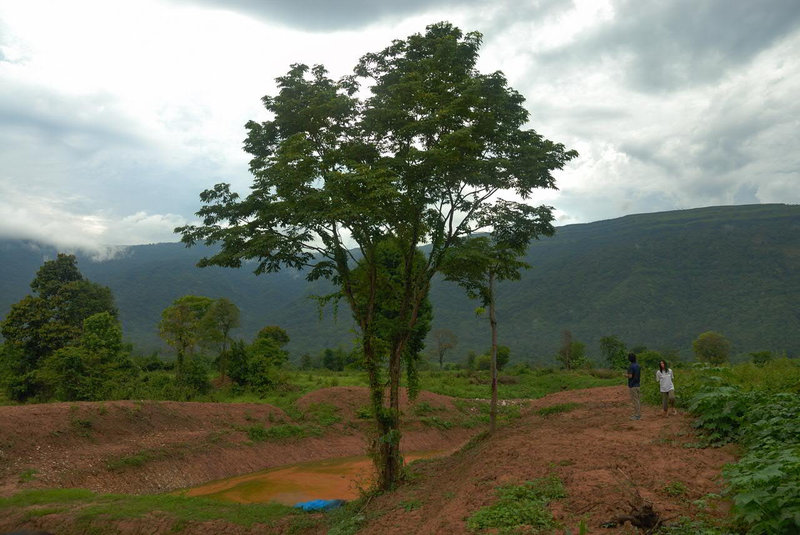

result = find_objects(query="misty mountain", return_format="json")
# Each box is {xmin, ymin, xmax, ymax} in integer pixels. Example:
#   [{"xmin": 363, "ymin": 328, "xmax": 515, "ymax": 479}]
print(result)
[{"xmin": 2, "ymin": 204, "xmax": 798, "ymax": 364}]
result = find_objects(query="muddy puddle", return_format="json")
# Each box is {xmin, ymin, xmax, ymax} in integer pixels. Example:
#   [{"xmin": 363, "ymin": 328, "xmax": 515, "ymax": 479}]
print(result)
[{"xmin": 183, "ymin": 450, "xmax": 448, "ymax": 505}]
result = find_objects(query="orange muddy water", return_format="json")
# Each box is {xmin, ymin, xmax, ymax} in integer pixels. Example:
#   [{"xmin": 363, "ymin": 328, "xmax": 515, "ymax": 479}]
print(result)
[{"xmin": 184, "ymin": 450, "xmax": 448, "ymax": 505}]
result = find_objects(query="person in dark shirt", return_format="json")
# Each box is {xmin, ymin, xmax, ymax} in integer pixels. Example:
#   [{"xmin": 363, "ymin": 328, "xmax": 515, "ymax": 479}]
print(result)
[{"xmin": 627, "ymin": 353, "xmax": 641, "ymax": 420}]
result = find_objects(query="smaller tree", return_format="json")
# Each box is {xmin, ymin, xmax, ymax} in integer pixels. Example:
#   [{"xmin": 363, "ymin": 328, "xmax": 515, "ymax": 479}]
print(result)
[
  {"xmin": 322, "ymin": 348, "xmax": 346, "ymax": 371},
  {"xmin": 692, "ymin": 331, "xmax": 731, "ymax": 365},
  {"xmin": 442, "ymin": 232, "xmax": 544, "ymax": 434},
  {"xmin": 557, "ymin": 330, "xmax": 587, "ymax": 370},
  {"xmin": 158, "ymin": 295, "xmax": 215, "ymax": 376},
  {"xmin": 599, "ymin": 335, "xmax": 627, "ymax": 369},
  {"xmin": 749, "ymin": 350, "xmax": 773, "ymax": 367},
  {"xmin": 476, "ymin": 346, "xmax": 510, "ymax": 371},
  {"xmin": 37, "ymin": 312, "xmax": 132, "ymax": 401},
  {"xmin": 636, "ymin": 349, "xmax": 663, "ymax": 370},
  {"xmin": 433, "ymin": 329, "xmax": 458, "ymax": 370},
  {"xmin": 249, "ymin": 327, "xmax": 289, "ymax": 369},
  {"xmin": 200, "ymin": 298, "xmax": 241, "ymax": 378}
]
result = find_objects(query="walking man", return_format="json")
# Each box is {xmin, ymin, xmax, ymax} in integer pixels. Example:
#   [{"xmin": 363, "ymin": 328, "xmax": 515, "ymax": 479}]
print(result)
[{"xmin": 627, "ymin": 353, "xmax": 641, "ymax": 420}]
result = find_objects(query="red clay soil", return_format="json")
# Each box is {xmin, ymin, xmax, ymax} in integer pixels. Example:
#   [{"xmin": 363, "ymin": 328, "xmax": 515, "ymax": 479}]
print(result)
[
  {"xmin": 0, "ymin": 388, "xmax": 472, "ymax": 498},
  {"xmin": 359, "ymin": 386, "xmax": 737, "ymax": 534},
  {"xmin": 0, "ymin": 386, "xmax": 737, "ymax": 534}
]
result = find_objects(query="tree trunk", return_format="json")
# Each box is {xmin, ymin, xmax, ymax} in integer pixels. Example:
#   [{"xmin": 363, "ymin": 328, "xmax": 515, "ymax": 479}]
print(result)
[{"xmin": 489, "ymin": 271, "xmax": 498, "ymax": 435}]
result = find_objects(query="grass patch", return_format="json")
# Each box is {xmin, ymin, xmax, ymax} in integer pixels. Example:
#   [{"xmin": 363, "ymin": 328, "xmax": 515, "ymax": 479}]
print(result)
[
  {"xmin": 536, "ymin": 402, "xmax": 581, "ymax": 417},
  {"xmin": 412, "ymin": 401, "xmax": 440, "ymax": 416},
  {"xmin": 303, "ymin": 402, "xmax": 342, "ymax": 427},
  {"xmin": 466, "ymin": 474, "xmax": 566, "ymax": 534},
  {"xmin": 246, "ymin": 423, "xmax": 311, "ymax": 442},
  {"xmin": 418, "ymin": 416, "xmax": 453, "ymax": 430},
  {"xmin": 106, "ymin": 447, "xmax": 176, "ymax": 471},
  {"xmin": 421, "ymin": 369, "xmax": 620, "ymax": 400},
  {"xmin": 18, "ymin": 468, "xmax": 38, "ymax": 482},
  {"xmin": 0, "ymin": 488, "xmax": 297, "ymax": 527}
]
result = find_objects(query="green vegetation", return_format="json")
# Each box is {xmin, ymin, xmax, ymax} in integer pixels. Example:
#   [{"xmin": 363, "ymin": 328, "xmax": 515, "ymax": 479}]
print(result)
[
  {"xmin": 0, "ymin": 254, "xmax": 124, "ymax": 402},
  {"xmin": 106, "ymin": 447, "xmax": 178, "ymax": 471},
  {"xmin": 3, "ymin": 205, "xmax": 800, "ymax": 363},
  {"xmin": 245, "ymin": 423, "xmax": 311, "ymax": 442},
  {"xmin": 176, "ymin": 20, "xmax": 575, "ymax": 490},
  {"xmin": 420, "ymin": 368, "xmax": 620, "ymax": 399},
  {"xmin": 536, "ymin": 402, "xmax": 581, "ymax": 417},
  {"xmin": 0, "ymin": 488, "xmax": 297, "ymax": 527},
  {"xmin": 661, "ymin": 480, "xmax": 688, "ymax": 498},
  {"xmin": 640, "ymin": 359, "xmax": 800, "ymax": 534},
  {"xmin": 466, "ymin": 475, "xmax": 566, "ymax": 533},
  {"xmin": 692, "ymin": 331, "xmax": 731, "ymax": 365},
  {"xmin": 18, "ymin": 468, "xmax": 37, "ymax": 483}
]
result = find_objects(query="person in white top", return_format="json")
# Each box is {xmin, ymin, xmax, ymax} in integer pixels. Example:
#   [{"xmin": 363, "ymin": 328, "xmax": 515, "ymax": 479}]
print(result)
[{"xmin": 656, "ymin": 360, "xmax": 677, "ymax": 416}]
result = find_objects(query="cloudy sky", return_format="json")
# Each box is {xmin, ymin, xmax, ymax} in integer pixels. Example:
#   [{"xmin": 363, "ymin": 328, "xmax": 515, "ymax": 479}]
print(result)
[{"xmin": 1, "ymin": 0, "xmax": 798, "ymax": 252}]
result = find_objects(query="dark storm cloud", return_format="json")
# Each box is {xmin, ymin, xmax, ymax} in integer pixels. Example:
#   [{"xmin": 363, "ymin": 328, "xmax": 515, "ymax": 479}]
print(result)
[
  {"xmin": 540, "ymin": 0, "xmax": 800, "ymax": 92},
  {"xmin": 173, "ymin": 0, "xmax": 485, "ymax": 31}
]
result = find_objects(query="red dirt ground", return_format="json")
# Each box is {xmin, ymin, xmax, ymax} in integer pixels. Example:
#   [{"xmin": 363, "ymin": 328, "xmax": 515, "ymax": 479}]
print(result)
[{"xmin": 0, "ymin": 386, "xmax": 736, "ymax": 534}]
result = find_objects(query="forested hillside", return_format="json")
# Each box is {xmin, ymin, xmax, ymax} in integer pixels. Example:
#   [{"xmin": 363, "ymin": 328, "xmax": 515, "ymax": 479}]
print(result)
[{"xmin": 2, "ymin": 204, "xmax": 798, "ymax": 363}]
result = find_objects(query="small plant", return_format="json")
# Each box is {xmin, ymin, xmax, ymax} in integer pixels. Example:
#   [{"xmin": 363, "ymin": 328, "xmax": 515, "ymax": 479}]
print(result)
[
  {"xmin": 355, "ymin": 405, "xmax": 372, "ymax": 419},
  {"xmin": 661, "ymin": 480, "xmax": 688, "ymax": 497},
  {"xmin": 466, "ymin": 475, "xmax": 566, "ymax": 533},
  {"xmin": 247, "ymin": 423, "xmax": 308, "ymax": 442},
  {"xmin": 400, "ymin": 498, "xmax": 422, "ymax": 512},
  {"xmin": 19, "ymin": 469, "xmax": 38, "ymax": 483},
  {"xmin": 412, "ymin": 401, "xmax": 438, "ymax": 415},
  {"xmin": 419, "ymin": 416, "xmax": 453, "ymax": 430},
  {"xmin": 304, "ymin": 402, "xmax": 341, "ymax": 427}
]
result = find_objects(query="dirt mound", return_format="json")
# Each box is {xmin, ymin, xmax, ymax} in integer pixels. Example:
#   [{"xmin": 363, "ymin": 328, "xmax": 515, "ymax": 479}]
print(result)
[
  {"xmin": 1, "ymin": 386, "xmax": 737, "ymax": 534},
  {"xmin": 0, "ymin": 389, "xmax": 475, "ymax": 501},
  {"xmin": 295, "ymin": 386, "xmax": 457, "ymax": 421}
]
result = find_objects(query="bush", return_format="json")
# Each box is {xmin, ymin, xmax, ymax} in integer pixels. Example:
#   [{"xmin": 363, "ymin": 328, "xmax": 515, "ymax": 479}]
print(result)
[
  {"xmin": 724, "ymin": 445, "xmax": 800, "ymax": 535},
  {"xmin": 692, "ymin": 331, "xmax": 731, "ymax": 364},
  {"xmin": 681, "ymin": 361, "xmax": 800, "ymax": 534}
]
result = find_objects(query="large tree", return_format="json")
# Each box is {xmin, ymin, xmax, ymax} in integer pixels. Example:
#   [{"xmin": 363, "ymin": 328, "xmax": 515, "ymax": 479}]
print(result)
[
  {"xmin": 177, "ymin": 22, "xmax": 576, "ymax": 489},
  {"xmin": 1, "ymin": 254, "xmax": 117, "ymax": 400}
]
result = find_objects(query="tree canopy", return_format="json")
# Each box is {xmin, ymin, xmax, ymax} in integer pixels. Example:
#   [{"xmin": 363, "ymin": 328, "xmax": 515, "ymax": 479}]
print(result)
[
  {"xmin": 0, "ymin": 254, "xmax": 119, "ymax": 401},
  {"xmin": 176, "ymin": 22, "xmax": 576, "ymax": 488}
]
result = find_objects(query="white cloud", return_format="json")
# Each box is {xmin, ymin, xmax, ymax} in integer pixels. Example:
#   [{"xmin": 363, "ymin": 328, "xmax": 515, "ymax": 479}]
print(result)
[{"xmin": 0, "ymin": 0, "xmax": 799, "ymax": 253}]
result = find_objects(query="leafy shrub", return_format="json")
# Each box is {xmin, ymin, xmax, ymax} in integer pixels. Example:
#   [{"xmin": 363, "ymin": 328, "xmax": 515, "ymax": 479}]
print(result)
[
  {"xmin": 724, "ymin": 445, "xmax": 800, "ymax": 535},
  {"xmin": 681, "ymin": 361, "xmax": 800, "ymax": 534},
  {"xmin": 688, "ymin": 386, "xmax": 756, "ymax": 445}
]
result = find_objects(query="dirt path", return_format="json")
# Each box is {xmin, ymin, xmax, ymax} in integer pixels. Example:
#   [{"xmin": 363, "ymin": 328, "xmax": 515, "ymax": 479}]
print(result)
[
  {"xmin": 0, "ymin": 386, "xmax": 736, "ymax": 534},
  {"xmin": 359, "ymin": 385, "xmax": 736, "ymax": 534}
]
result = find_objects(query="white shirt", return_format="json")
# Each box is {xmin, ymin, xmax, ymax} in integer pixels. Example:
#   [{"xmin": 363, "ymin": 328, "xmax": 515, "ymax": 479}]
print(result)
[{"xmin": 656, "ymin": 369, "xmax": 674, "ymax": 393}]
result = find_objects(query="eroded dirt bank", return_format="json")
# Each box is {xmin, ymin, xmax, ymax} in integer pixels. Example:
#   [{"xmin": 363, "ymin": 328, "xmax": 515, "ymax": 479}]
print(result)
[
  {"xmin": 0, "ymin": 386, "xmax": 737, "ymax": 534},
  {"xmin": 0, "ymin": 387, "xmax": 475, "ymax": 497}
]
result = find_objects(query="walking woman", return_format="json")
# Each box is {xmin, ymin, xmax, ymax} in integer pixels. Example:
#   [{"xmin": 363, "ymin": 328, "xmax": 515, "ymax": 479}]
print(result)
[{"xmin": 656, "ymin": 360, "xmax": 677, "ymax": 416}]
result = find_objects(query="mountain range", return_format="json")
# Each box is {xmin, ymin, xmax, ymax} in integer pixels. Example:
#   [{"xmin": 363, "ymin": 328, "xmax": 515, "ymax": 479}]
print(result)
[{"xmin": 2, "ymin": 204, "xmax": 798, "ymax": 364}]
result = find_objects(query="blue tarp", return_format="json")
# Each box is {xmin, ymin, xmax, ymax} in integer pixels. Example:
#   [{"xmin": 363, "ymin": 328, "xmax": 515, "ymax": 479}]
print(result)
[{"xmin": 294, "ymin": 499, "xmax": 346, "ymax": 511}]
